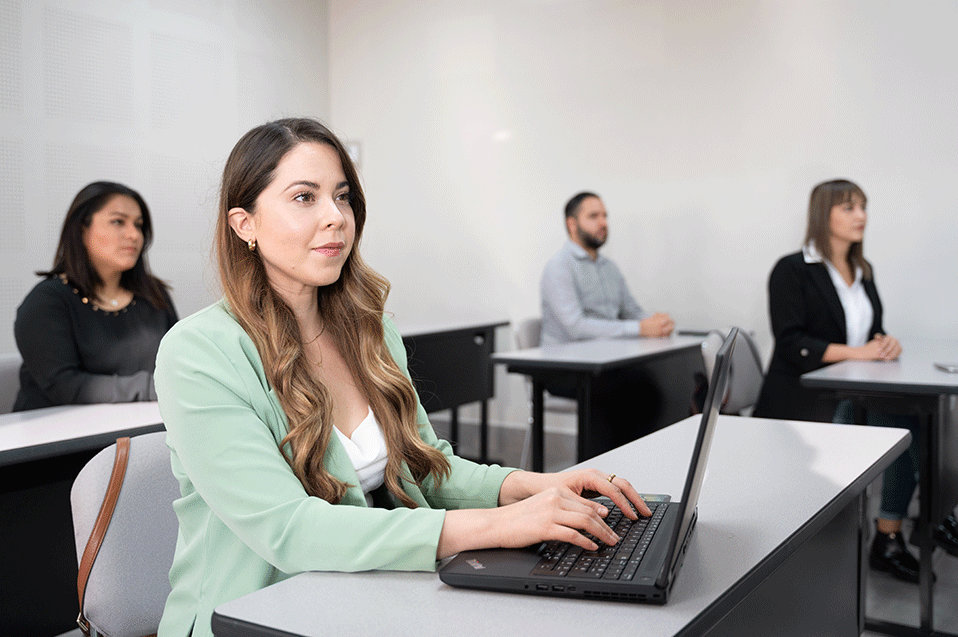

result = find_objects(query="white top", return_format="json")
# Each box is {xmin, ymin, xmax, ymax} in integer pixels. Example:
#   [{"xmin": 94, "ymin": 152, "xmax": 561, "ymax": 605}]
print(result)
[
  {"xmin": 333, "ymin": 408, "xmax": 387, "ymax": 498},
  {"xmin": 803, "ymin": 242, "xmax": 873, "ymax": 347}
]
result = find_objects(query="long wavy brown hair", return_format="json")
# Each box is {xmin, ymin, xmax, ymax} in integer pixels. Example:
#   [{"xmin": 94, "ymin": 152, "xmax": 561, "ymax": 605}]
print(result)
[
  {"xmin": 804, "ymin": 179, "xmax": 873, "ymax": 280},
  {"xmin": 216, "ymin": 118, "xmax": 449, "ymax": 506}
]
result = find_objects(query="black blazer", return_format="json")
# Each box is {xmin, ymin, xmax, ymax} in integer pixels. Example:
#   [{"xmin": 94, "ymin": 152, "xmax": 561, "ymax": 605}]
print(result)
[{"xmin": 753, "ymin": 251, "xmax": 883, "ymax": 422}]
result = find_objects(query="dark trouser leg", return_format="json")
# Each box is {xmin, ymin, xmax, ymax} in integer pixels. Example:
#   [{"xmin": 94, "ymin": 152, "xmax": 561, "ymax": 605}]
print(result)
[{"xmin": 834, "ymin": 401, "xmax": 919, "ymax": 521}]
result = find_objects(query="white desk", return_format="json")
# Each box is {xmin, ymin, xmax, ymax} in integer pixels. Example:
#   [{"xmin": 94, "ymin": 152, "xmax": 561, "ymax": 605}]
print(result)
[
  {"xmin": 802, "ymin": 339, "xmax": 958, "ymax": 397},
  {"xmin": 492, "ymin": 335, "xmax": 705, "ymax": 470},
  {"xmin": 0, "ymin": 402, "xmax": 164, "ymax": 636},
  {"xmin": 212, "ymin": 415, "xmax": 909, "ymax": 637},
  {"xmin": 0, "ymin": 401, "xmax": 163, "ymax": 465},
  {"xmin": 802, "ymin": 338, "xmax": 958, "ymax": 637}
]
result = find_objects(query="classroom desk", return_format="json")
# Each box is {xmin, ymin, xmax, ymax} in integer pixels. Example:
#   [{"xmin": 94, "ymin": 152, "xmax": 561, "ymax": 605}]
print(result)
[
  {"xmin": 492, "ymin": 335, "xmax": 704, "ymax": 471},
  {"xmin": 802, "ymin": 338, "xmax": 958, "ymax": 637},
  {"xmin": 0, "ymin": 402, "xmax": 164, "ymax": 637},
  {"xmin": 211, "ymin": 415, "xmax": 909, "ymax": 637},
  {"xmin": 399, "ymin": 318, "xmax": 508, "ymax": 462}
]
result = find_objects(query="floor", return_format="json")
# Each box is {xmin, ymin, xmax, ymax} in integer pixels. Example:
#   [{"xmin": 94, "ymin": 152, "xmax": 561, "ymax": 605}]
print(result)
[{"xmin": 433, "ymin": 416, "xmax": 958, "ymax": 637}]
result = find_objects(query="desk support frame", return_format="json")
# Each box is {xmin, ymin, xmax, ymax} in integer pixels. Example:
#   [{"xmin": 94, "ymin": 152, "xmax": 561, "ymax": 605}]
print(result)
[
  {"xmin": 576, "ymin": 374, "xmax": 595, "ymax": 465},
  {"xmin": 833, "ymin": 391, "xmax": 950, "ymax": 637},
  {"xmin": 531, "ymin": 379, "xmax": 545, "ymax": 472},
  {"xmin": 498, "ymin": 337, "xmax": 704, "ymax": 472}
]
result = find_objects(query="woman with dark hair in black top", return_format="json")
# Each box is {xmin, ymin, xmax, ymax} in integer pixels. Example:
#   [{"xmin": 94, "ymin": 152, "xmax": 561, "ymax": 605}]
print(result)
[{"xmin": 13, "ymin": 181, "xmax": 178, "ymax": 411}]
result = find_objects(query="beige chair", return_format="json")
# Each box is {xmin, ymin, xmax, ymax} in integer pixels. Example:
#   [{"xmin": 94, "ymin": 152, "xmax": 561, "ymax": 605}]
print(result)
[
  {"xmin": 70, "ymin": 431, "xmax": 179, "ymax": 637},
  {"xmin": 0, "ymin": 352, "xmax": 23, "ymax": 414},
  {"xmin": 700, "ymin": 328, "xmax": 765, "ymax": 416},
  {"xmin": 513, "ymin": 318, "xmax": 577, "ymax": 468}
]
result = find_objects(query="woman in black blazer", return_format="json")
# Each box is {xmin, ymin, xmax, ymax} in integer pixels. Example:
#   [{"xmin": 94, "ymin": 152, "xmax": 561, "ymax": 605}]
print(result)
[
  {"xmin": 753, "ymin": 250, "xmax": 885, "ymax": 423},
  {"xmin": 755, "ymin": 179, "xmax": 957, "ymax": 583}
]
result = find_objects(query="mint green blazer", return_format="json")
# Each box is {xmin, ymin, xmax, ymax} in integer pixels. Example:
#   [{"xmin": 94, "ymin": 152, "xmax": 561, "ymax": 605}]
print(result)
[{"xmin": 154, "ymin": 301, "xmax": 515, "ymax": 637}]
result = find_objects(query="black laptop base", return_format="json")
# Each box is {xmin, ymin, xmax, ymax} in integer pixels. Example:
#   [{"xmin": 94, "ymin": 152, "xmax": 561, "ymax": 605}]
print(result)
[{"xmin": 439, "ymin": 504, "xmax": 690, "ymax": 604}]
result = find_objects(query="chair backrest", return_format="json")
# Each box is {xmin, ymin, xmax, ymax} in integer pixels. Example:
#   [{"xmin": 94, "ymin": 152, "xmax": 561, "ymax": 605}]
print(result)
[
  {"xmin": 0, "ymin": 352, "xmax": 23, "ymax": 414},
  {"xmin": 514, "ymin": 317, "xmax": 542, "ymax": 350},
  {"xmin": 702, "ymin": 328, "xmax": 765, "ymax": 415},
  {"xmin": 724, "ymin": 329, "xmax": 765, "ymax": 415},
  {"xmin": 699, "ymin": 332, "xmax": 725, "ymax": 381},
  {"xmin": 71, "ymin": 431, "xmax": 179, "ymax": 637}
]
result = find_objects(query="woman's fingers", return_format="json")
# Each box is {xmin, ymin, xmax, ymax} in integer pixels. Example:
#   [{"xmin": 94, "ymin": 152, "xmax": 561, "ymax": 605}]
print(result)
[
  {"xmin": 575, "ymin": 469, "xmax": 652, "ymax": 519},
  {"xmin": 536, "ymin": 488, "xmax": 620, "ymax": 548}
]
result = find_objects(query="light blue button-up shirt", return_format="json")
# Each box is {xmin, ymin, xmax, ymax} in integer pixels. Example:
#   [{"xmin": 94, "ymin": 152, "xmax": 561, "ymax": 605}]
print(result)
[{"xmin": 540, "ymin": 240, "xmax": 646, "ymax": 345}]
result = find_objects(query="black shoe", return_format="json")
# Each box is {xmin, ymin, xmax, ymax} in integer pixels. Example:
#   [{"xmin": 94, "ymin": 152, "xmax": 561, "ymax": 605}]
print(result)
[
  {"xmin": 870, "ymin": 531, "xmax": 921, "ymax": 583},
  {"xmin": 908, "ymin": 515, "xmax": 958, "ymax": 558},
  {"xmin": 933, "ymin": 515, "xmax": 958, "ymax": 557}
]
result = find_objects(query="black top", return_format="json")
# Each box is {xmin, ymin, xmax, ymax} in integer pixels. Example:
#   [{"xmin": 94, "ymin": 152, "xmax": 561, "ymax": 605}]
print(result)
[
  {"xmin": 13, "ymin": 276, "xmax": 178, "ymax": 411},
  {"xmin": 753, "ymin": 251, "xmax": 883, "ymax": 422}
]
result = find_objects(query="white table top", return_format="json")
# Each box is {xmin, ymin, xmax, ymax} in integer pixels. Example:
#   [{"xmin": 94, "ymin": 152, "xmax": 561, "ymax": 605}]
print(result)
[
  {"xmin": 491, "ymin": 335, "xmax": 704, "ymax": 374},
  {"xmin": 213, "ymin": 415, "xmax": 909, "ymax": 637},
  {"xmin": 395, "ymin": 317, "xmax": 510, "ymax": 339},
  {"xmin": 802, "ymin": 338, "xmax": 958, "ymax": 396},
  {"xmin": 0, "ymin": 401, "xmax": 163, "ymax": 465}
]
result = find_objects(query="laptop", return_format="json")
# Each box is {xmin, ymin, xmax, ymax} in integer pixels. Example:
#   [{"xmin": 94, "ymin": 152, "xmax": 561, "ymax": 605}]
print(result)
[{"xmin": 439, "ymin": 328, "xmax": 737, "ymax": 604}]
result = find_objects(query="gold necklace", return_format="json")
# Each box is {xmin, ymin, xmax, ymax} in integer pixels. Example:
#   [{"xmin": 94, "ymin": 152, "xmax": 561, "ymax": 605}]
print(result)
[{"xmin": 302, "ymin": 326, "xmax": 325, "ymax": 345}]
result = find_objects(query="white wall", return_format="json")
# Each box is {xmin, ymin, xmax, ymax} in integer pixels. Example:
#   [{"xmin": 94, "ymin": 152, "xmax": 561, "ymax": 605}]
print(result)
[
  {"xmin": 2, "ymin": 0, "xmax": 955, "ymax": 432},
  {"xmin": 0, "ymin": 0, "xmax": 330, "ymax": 353},
  {"xmin": 329, "ymin": 0, "xmax": 958, "ymax": 430}
]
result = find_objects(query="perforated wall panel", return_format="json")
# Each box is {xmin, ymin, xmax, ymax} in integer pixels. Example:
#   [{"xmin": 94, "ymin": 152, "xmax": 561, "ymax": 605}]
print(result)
[
  {"xmin": 0, "ymin": 0, "xmax": 23, "ymax": 113},
  {"xmin": 0, "ymin": 138, "xmax": 25, "ymax": 252},
  {"xmin": 42, "ymin": 6, "xmax": 134, "ymax": 125}
]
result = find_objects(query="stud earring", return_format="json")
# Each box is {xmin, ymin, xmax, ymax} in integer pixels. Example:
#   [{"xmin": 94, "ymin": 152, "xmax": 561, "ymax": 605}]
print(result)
[{"xmin": 248, "ymin": 238, "xmax": 256, "ymax": 251}]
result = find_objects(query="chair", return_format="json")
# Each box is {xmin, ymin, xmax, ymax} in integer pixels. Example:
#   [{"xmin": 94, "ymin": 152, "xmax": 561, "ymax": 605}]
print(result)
[
  {"xmin": 0, "ymin": 352, "xmax": 22, "ymax": 414},
  {"xmin": 513, "ymin": 318, "xmax": 577, "ymax": 468},
  {"xmin": 70, "ymin": 431, "xmax": 179, "ymax": 637},
  {"xmin": 700, "ymin": 328, "xmax": 765, "ymax": 416},
  {"xmin": 513, "ymin": 317, "xmax": 578, "ymax": 414}
]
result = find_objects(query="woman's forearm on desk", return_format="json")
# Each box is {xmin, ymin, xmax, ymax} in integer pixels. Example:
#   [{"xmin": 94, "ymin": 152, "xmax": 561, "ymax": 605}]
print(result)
[
  {"xmin": 822, "ymin": 335, "xmax": 900, "ymax": 363},
  {"xmin": 822, "ymin": 343, "xmax": 859, "ymax": 363},
  {"xmin": 437, "ymin": 509, "xmax": 498, "ymax": 558}
]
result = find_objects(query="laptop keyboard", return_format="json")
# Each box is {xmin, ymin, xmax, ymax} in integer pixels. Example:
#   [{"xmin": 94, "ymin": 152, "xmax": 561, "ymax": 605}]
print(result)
[{"xmin": 531, "ymin": 502, "xmax": 666, "ymax": 580}]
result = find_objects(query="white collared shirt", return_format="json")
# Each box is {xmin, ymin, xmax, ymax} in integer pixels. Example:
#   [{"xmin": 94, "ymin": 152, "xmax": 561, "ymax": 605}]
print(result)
[{"xmin": 803, "ymin": 242, "xmax": 873, "ymax": 347}]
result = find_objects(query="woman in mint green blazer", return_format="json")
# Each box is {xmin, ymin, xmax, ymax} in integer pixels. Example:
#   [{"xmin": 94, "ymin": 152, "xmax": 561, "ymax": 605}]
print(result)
[{"xmin": 154, "ymin": 118, "xmax": 651, "ymax": 637}]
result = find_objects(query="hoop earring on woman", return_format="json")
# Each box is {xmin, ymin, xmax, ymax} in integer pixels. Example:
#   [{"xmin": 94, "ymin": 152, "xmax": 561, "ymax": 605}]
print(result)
[{"xmin": 248, "ymin": 238, "xmax": 256, "ymax": 252}]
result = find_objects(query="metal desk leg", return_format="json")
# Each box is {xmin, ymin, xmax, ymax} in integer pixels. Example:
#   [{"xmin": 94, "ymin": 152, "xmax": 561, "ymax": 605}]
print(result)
[
  {"xmin": 576, "ymin": 377, "xmax": 593, "ymax": 463},
  {"xmin": 918, "ymin": 411, "xmax": 937, "ymax": 633},
  {"xmin": 450, "ymin": 407, "xmax": 459, "ymax": 449},
  {"xmin": 479, "ymin": 399, "xmax": 489, "ymax": 463},
  {"xmin": 531, "ymin": 379, "xmax": 545, "ymax": 472},
  {"xmin": 859, "ymin": 491, "xmax": 867, "ymax": 637}
]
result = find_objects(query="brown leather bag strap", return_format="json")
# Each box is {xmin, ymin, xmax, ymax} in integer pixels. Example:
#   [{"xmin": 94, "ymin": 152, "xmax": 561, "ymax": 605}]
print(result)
[{"xmin": 77, "ymin": 437, "xmax": 131, "ymax": 636}]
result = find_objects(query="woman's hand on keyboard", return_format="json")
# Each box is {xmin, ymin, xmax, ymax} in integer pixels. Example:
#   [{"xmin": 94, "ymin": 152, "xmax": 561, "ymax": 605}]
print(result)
[{"xmin": 437, "ymin": 469, "xmax": 652, "ymax": 558}]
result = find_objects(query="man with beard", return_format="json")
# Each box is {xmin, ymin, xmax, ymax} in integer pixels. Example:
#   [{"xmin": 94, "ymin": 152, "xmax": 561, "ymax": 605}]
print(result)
[
  {"xmin": 540, "ymin": 192, "xmax": 673, "ymax": 345},
  {"xmin": 537, "ymin": 192, "xmax": 676, "ymax": 454}
]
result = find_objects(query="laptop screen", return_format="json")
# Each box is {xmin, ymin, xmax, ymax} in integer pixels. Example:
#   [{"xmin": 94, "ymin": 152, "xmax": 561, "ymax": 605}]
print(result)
[{"xmin": 656, "ymin": 327, "xmax": 736, "ymax": 587}]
